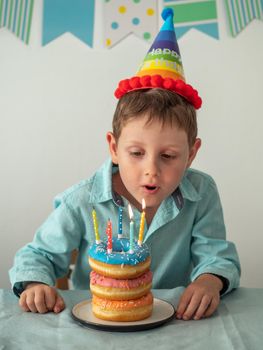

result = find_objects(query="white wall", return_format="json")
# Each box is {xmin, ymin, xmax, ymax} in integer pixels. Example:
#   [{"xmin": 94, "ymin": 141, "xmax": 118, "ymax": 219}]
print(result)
[{"xmin": 1, "ymin": 1, "xmax": 263, "ymax": 289}]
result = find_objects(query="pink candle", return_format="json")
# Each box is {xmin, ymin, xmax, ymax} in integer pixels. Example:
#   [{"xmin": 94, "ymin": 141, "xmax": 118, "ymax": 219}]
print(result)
[{"xmin": 106, "ymin": 219, "xmax": 112, "ymax": 254}]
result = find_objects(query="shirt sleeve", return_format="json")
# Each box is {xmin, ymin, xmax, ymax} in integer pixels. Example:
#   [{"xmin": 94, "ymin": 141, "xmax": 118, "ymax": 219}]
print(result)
[
  {"xmin": 190, "ymin": 177, "xmax": 241, "ymax": 296},
  {"xmin": 9, "ymin": 196, "xmax": 83, "ymax": 295}
]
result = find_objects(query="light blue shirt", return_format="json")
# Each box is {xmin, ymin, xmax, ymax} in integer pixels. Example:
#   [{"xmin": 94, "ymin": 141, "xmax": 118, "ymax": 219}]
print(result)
[{"xmin": 9, "ymin": 159, "xmax": 240, "ymax": 296}]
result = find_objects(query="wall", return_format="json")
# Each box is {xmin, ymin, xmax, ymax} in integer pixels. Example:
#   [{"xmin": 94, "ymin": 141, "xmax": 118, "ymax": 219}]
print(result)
[{"xmin": 1, "ymin": 1, "xmax": 263, "ymax": 289}]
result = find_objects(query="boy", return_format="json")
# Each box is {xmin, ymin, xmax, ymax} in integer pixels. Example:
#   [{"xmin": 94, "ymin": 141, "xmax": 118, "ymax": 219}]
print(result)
[{"xmin": 9, "ymin": 9, "xmax": 240, "ymax": 320}]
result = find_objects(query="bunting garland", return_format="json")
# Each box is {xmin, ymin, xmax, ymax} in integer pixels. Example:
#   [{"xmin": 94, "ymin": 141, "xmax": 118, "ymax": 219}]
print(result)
[
  {"xmin": 224, "ymin": 0, "xmax": 263, "ymax": 37},
  {"xmin": 42, "ymin": 0, "xmax": 95, "ymax": 47},
  {"xmin": 163, "ymin": 0, "xmax": 219, "ymax": 39},
  {"xmin": 0, "ymin": 0, "xmax": 262, "ymax": 47},
  {"xmin": 103, "ymin": 0, "xmax": 158, "ymax": 48},
  {"xmin": 0, "ymin": 0, "xmax": 34, "ymax": 44}
]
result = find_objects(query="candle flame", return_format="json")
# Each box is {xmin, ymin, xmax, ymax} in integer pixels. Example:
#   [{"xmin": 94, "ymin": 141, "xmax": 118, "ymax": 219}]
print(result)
[
  {"xmin": 142, "ymin": 198, "xmax": 146, "ymax": 210},
  {"xmin": 128, "ymin": 204, "xmax": 134, "ymax": 220}
]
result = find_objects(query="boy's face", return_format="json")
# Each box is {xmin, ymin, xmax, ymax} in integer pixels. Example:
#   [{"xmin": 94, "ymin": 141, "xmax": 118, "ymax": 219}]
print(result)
[{"xmin": 107, "ymin": 115, "xmax": 201, "ymax": 213}]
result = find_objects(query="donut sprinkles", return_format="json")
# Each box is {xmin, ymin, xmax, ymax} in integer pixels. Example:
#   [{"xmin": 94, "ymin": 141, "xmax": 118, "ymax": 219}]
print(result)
[
  {"xmin": 88, "ymin": 237, "xmax": 150, "ymax": 265},
  {"xmin": 88, "ymin": 238, "xmax": 151, "ymax": 280}
]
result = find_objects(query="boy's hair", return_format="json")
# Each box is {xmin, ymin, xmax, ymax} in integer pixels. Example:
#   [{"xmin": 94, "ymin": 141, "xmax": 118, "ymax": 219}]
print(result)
[{"xmin": 112, "ymin": 88, "xmax": 198, "ymax": 147}]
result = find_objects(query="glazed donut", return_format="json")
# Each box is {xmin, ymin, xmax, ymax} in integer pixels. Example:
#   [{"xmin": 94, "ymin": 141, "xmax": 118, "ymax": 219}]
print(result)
[
  {"xmin": 90, "ymin": 270, "xmax": 153, "ymax": 300},
  {"xmin": 92, "ymin": 292, "xmax": 153, "ymax": 322},
  {"xmin": 88, "ymin": 237, "xmax": 151, "ymax": 279}
]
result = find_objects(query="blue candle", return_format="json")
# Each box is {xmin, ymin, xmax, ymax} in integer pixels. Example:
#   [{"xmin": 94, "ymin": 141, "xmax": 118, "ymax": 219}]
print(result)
[
  {"xmin": 118, "ymin": 206, "xmax": 123, "ymax": 238},
  {"xmin": 128, "ymin": 204, "xmax": 134, "ymax": 253}
]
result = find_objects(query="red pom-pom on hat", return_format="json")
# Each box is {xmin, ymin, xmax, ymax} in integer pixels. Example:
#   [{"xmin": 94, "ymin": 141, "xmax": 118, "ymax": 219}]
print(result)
[
  {"xmin": 184, "ymin": 84, "xmax": 194, "ymax": 99},
  {"xmin": 151, "ymin": 75, "xmax": 163, "ymax": 88},
  {"xmin": 174, "ymin": 80, "xmax": 185, "ymax": 94},
  {"xmin": 140, "ymin": 75, "xmax": 151, "ymax": 87},
  {"xmin": 163, "ymin": 78, "xmax": 175, "ymax": 90},
  {"xmin": 193, "ymin": 96, "xmax": 202, "ymax": 109},
  {"xmin": 129, "ymin": 76, "xmax": 142, "ymax": 89},
  {"xmin": 115, "ymin": 75, "xmax": 202, "ymax": 109},
  {"xmin": 119, "ymin": 79, "xmax": 131, "ymax": 92},
  {"xmin": 114, "ymin": 88, "xmax": 123, "ymax": 99}
]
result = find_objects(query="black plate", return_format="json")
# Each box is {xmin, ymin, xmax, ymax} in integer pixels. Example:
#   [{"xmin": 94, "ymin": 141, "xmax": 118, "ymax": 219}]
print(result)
[{"xmin": 71, "ymin": 298, "xmax": 176, "ymax": 332}]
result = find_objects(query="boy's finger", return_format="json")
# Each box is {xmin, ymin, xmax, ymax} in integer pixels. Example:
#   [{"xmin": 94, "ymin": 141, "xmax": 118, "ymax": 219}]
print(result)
[
  {"xmin": 35, "ymin": 289, "xmax": 48, "ymax": 314},
  {"xmin": 203, "ymin": 297, "xmax": 219, "ymax": 318},
  {"xmin": 25, "ymin": 292, "xmax": 38, "ymax": 313},
  {"xmin": 44, "ymin": 288, "xmax": 56, "ymax": 311},
  {"xmin": 19, "ymin": 292, "xmax": 30, "ymax": 312},
  {"xmin": 176, "ymin": 290, "xmax": 193, "ymax": 319},
  {"xmin": 53, "ymin": 295, "xmax": 65, "ymax": 313},
  {"xmin": 193, "ymin": 295, "xmax": 211, "ymax": 320},
  {"xmin": 181, "ymin": 295, "xmax": 201, "ymax": 320}
]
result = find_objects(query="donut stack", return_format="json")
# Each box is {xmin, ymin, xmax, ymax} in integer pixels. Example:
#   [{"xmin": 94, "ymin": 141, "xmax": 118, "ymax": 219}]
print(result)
[{"xmin": 88, "ymin": 237, "xmax": 153, "ymax": 322}]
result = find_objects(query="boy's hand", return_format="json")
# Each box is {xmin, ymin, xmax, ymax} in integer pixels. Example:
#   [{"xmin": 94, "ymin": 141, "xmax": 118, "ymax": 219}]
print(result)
[
  {"xmin": 176, "ymin": 274, "xmax": 223, "ymax": 321},
  {"xmin": 19, "ymin": 282, "xmax": 65, "ymax": 314}
]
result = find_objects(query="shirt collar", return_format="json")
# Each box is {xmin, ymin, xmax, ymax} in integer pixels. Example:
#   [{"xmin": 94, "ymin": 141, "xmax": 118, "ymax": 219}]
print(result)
[
  {"xmin": 88, "ymin": 158, "xmax": 114, "ymax": 204},
  {"xmin": 179, "ymin": 171, "xmax": 202, "ymax": 202}
]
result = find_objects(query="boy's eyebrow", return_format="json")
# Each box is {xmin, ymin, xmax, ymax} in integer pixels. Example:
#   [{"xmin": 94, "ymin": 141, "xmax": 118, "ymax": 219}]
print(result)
[
  {"xmin": 124, "ymin": 142, "xmax": 184, "ymax": 150},
  {"xmin": 123, "ymin": 139, "xmax": 145, "ymax": 145}
]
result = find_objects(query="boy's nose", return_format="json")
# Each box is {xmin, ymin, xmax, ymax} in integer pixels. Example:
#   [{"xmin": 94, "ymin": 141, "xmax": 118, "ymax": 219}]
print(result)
[{"xmin": 144, "ymin": 158, "xmax": 160, "ymax": 177}]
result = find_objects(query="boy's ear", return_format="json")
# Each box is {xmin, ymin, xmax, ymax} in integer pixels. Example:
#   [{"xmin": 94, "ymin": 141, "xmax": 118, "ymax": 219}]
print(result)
[
  {"xmin": 106, "ymin": 132, "xmax": 118, "ymax": 164},
  {"xmin": 187, "ymin": 138, "xmax": 202, "ymax": 168}
]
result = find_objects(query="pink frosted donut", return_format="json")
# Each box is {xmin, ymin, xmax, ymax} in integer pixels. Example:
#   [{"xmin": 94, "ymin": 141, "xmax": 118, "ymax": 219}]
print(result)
[{"xmin": 90, "ymin": 270, "xmax": 152, "ymax": 300}]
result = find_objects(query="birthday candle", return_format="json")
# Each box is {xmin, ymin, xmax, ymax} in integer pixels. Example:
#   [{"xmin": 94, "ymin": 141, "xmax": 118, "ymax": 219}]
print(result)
[
  {"xmin": 118, "ymin": 206, "xmax": 123, "ymax": 238},
  {"xmin": 138, "ymin": 198, "xmax": 146, "ymax": 246},
  {"xmin": 92, "ymin": 207, "xmax": 100, "ymax": 244},
  {"xmin": 106, "ymin": 219, "xmax": 112, "ymax": 254},
  {"xmin": 128, "ymin": 204, "xmax": 134, "ymax": 253}
]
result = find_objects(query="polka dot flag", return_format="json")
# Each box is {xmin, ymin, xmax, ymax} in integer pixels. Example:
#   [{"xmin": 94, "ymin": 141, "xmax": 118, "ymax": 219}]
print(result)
[{"xmin": 103, "ymin": 0, "xmax": 158, "ymax": 48}]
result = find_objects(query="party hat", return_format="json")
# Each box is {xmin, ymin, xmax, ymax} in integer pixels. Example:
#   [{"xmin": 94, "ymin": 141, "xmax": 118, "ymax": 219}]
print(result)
[{"xmin": 114, "ymin": 8, "xmax": 202, "ymax": 109}]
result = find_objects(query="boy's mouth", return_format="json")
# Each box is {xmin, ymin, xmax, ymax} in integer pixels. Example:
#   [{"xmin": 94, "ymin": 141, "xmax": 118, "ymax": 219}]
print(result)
[
  {"xmin": 145, "ymin": 185, "xmax": 157, "ymax": 190},
  {"xmin": 143, "ymin": 185, "xmax": 159, "ymax": 193}
]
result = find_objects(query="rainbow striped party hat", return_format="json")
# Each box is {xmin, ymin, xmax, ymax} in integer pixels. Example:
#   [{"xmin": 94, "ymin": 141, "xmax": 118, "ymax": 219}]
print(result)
[{"xmin": 114, "ymin": 8, "xmax": 202, "ymax": 109}]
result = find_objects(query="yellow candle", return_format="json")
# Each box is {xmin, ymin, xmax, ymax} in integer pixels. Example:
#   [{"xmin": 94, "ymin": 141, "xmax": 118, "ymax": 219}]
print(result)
[
  {"xmin": 92, "ymin": 208, "xmax": 100, "ymax": 243},
  {"xmin": 138, "ymin": 199, "xmax": 146, "ymax": 245}
]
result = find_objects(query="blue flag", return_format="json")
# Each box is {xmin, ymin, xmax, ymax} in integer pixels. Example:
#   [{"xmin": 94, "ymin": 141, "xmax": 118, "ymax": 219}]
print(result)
[{"xmin": 42, "ymin": 0, "xmax": 95, "ymax": 47}]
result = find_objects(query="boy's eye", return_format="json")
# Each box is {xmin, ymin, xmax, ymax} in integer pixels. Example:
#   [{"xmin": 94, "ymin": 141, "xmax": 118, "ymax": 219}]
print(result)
[
  {"xmin": 130, "ymin": 151, "xmax": 143, "ymax": 157},
  {"xmin": 161, "ymin": 153, "xmax": 176, "ymax": 160}
]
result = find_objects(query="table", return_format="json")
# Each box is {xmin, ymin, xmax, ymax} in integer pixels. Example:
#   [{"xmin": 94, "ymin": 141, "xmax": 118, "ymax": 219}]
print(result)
[{"xmin": 0, "ymin": 288, "xmax": 262, "ymax": 350}]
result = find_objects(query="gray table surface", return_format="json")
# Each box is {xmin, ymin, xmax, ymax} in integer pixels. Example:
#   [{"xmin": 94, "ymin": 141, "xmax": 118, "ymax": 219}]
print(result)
[{"xmin": 1, "ymin": 287, "xmax": 262, "ymax": 350}]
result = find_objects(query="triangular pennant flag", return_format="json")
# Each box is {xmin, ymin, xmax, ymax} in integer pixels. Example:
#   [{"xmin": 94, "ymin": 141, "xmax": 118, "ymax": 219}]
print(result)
[
  {"xmin": 224, "ymin": 0, "xmax": 263, "ymax": 37},
  {"xmin": 0, "ymin": 0, "xmax": 34, "ymax": 45},
  {"xmin": 163, "ymin": 0, "xmax": 219, "ymax": 40},
  {"xmin": 42, "ymin": 0, "xmax": 95, "ymax": 47},
  {"xmin": 103, "ymin": 0, "xmax": 158, "ymax": 48}
]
